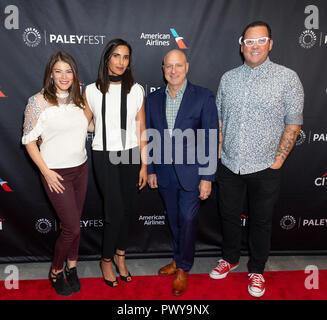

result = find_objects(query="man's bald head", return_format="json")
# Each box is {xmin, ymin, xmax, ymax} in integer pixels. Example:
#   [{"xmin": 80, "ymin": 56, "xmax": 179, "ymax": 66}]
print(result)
[
  {"xmin": 163, "ymin": 49, "xmax": 188, "ymax": 65},
  {"xmin": 162, "ymin": 49, "xmax": 189, "ymax": 92}
]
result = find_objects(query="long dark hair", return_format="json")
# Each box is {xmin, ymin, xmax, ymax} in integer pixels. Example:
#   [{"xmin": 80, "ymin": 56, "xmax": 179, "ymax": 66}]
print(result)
[
  {"xmin": 96, "ymin": 38, "xmax": 135, "ymax": 95},
  {"xmin": 43, "ymin": 51, "xmax": 84, "ymax": 108}
]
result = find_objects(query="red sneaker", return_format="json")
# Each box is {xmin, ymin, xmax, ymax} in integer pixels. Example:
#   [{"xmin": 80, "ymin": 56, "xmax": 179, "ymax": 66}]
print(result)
[
  {"xmin": 209, "ymin": 259, "xmax": 239, "ymax": 279},
  {"xmin": 248, "ymin": 273, "xmax": 265, "ymax": 297}
]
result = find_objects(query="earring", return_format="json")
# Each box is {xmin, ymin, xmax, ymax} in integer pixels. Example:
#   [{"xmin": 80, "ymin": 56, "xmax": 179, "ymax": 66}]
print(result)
[{"xmin": 50, "ymin": 77, "xmax": 54, "ymax": 85}]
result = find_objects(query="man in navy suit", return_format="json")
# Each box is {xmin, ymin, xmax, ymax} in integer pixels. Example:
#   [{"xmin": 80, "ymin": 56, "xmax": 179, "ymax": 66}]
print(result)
[{"xmin": 146, "ymin": 49, "xmax": 218, "ymax": 296}]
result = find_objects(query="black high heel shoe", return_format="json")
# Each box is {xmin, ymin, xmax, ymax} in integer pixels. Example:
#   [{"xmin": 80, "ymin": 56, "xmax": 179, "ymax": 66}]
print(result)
[
  {"xmin": 49, "ymin": 270, "xmax": 73, "ymax": 297},
  {"xmin": 64, "ymin": 265, "xmax": 81, "ymax": 293},
  {"xmin": 100, "ymin": 258, "xmax": 119, "ymax": 287},
  {"xmin": 114, "ymin": 253, "xmax": 132, "ymax": 282}
]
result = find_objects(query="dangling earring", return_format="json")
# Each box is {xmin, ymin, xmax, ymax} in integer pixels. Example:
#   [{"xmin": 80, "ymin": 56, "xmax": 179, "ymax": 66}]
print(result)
[{"xmin": 50, "ymin": 77, "xmax": 54, "ymax": 85}]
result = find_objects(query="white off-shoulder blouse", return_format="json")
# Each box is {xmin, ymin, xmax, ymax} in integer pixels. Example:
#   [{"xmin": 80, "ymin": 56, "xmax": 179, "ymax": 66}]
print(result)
[{"xmin": 22, "ymin": 91, "xmax": 88, "ymax": 169}]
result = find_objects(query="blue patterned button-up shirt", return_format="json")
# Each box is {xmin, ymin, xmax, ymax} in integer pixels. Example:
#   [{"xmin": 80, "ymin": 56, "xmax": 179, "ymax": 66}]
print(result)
[
  {"xmin": 165, "ymin": 80, "xmax": 187, "ymax": 135},
  {"xmin": 216, "ymin": 58, "xmax": 304, "ymax": 175}
]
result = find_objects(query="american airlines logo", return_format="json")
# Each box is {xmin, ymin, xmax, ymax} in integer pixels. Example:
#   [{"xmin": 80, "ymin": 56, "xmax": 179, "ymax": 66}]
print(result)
[
  {"xmin": 170, "ymin": 28, "xmax": 187, "ymax": 49},
  {"xmin": 0, "ymin": 178, "xmax": 13, "ymax": 192},
  {"xmin": 140, "ymin": 28, "xmax": 187, "ymax": 49},
  {"xmin": 0, "ymin": 89, "xmax": 7, "ymax": 98}
]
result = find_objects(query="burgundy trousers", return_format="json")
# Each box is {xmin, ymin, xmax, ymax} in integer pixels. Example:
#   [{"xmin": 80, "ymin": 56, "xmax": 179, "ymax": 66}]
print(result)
[{"xmin": 41, "ymin": 161, "xmax": 88, "ymax": 271}]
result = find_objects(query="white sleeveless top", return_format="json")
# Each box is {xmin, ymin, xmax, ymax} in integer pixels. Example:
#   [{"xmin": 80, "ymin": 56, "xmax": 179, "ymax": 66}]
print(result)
[
  {"xmin": 22, "ymin": 91, "xmax": 88, "ymax": 169},
  {"xmin": 85, "ymin": 82, "xmax": 144, "ymax": 151}
]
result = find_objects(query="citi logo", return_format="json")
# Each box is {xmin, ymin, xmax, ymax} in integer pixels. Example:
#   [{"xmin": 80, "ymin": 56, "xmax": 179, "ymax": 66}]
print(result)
[
  {"xmin": 0, "ymin": 90, "xmax": 7, "ymax": 98},
  {"xmin": 0, "ymin": 178, "xmax": 13, "ymax": 192},
  {"xmin": 170, "ymin": 28, "xmax": 187, "ymax": 49},
  {"xmin": 315, "ymin": 173, "xmax": 327, "ymax": 186}
]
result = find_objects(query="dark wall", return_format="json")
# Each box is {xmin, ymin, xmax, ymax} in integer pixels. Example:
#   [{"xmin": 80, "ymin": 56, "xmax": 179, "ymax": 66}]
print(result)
[{"xmin": 0, "ymin": 0, "xmax": 326, "ymax": 262}]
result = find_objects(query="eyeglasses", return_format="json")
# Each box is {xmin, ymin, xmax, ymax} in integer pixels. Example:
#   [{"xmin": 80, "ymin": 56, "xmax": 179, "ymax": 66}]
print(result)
[{"xmin": 238, "ymin": 36, "xmax": 270, "ymax": 47}]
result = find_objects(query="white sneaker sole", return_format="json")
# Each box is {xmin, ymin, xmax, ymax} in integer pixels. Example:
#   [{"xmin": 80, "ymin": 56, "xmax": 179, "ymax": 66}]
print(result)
[
  {"xmin": 248, "ymin": 286, "xmax": 265, "ymax": 298},
  {"xmin": 209, "ymin": 264, "xmax": 239, "ymax": 280}
]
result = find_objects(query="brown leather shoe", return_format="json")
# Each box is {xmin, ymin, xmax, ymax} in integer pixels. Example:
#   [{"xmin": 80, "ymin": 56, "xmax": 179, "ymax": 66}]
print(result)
[
  {"xmin": 172, "ymin": 269, "xmax": 188, "ymax": 296},
  {"xmin": 158, "ymin": 260, "xmax": 177, "ymax": 276}
]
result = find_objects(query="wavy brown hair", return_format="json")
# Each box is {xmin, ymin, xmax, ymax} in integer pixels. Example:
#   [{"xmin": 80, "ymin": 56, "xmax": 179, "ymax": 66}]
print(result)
[
  {"xmin": 96, "ymin": 38, "xmax": 135, "ymax": 95},
  {"xmin": 43, "ymin": 51, "xmax": 84, "ymax": 108}
]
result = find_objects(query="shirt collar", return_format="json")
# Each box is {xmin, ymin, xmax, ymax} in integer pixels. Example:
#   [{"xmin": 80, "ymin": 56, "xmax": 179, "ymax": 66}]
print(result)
[
  {"xmin": 165, "ymin": 80, "xmax": 187, "ymax": 98},
  {"xmin": 243, "ymin": 57, "xmax": 271, "ymax": 73}
]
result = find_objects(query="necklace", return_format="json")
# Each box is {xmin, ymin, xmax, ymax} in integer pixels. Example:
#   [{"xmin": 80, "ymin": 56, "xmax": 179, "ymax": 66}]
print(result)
[{"xmin": 56, "ymin": 92, "xmax": 69, "ymax": 99}]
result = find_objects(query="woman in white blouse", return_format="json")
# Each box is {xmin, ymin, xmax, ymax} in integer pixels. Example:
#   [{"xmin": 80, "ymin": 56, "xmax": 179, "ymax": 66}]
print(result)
[
  {"xmin": 83, "ymin": 39, "xmax": 147, "ymax": 287},
  {"xmin": 22, "ymin": 51, "xmax": 92, "ymax": 296}
]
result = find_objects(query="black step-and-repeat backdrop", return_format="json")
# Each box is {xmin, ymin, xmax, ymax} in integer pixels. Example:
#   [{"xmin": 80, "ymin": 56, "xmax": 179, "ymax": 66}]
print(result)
[{"xmin": 0, "ymin": 0, "xmax": 326, "ymax": 262}]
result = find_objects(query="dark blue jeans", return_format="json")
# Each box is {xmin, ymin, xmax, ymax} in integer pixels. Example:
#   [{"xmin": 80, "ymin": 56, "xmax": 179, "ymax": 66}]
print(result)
[
  {"xmin": 159, "ymin": 165, "xmax": 200, "ymax": 272},
  {"xmin": 217, "ymin": 164, "xmax": 281, "ymax": 274}
]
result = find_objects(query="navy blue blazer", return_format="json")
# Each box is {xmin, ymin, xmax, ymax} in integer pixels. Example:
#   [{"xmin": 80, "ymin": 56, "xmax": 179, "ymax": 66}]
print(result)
[{"xmin": 145, "ymin": 81, "xmax": 219, "ymax": 191}]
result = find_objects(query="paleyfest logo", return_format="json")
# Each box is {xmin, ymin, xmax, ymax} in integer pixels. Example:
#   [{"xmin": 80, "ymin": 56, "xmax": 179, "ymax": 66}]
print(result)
[
  {"xmin": 280, "ymin": 215, "xmax": 297, "ymax": 230},
  {"xmin": 299, "ymin": 30, "xmax": 317, "ymax": 49},
  {"xmin": 23, "ymin": 27, "xmax": 41, "ymax": 47},
  {"xmin": 22, "ymin": 27, "xmax": 106, "ymax": 47},
  {"xmin": 299, "ymin": 5, "xmax": 327, "ymax": 49},
  {"xmin": 280, "ymin": 215, "xmax": 327, "ymax": 230},
  {"xmin": 35, "ymin": 218, "xmax": 52, "ymax": 233},
  {"xmin": 295, "ymin": 129, "xmax": 306, "ymax": 146},
  {"xmin": 296, "ymin": 130, "xmax": 327, "ymax": 145}
]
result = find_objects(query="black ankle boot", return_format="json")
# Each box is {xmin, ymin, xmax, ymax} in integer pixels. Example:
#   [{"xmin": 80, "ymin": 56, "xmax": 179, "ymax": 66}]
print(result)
[
  {"xmin": 49, "ymin": 270, "xmax": 73, "ymax": 297},
  {"xmin": 64, "ymin": 266, "xmax": 81, "ymax": 293}
]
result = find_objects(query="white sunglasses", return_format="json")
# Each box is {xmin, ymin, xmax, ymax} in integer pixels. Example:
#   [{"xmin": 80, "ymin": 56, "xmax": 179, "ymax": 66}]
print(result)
[{"xmin": 239, "ymin": 36, "xmax": 270, "ymax": 47}]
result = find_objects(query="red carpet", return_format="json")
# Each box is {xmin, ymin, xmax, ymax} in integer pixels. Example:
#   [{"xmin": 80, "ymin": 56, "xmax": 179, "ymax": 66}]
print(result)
[{"xmin": 1, "ymin": 270, "xmax": 326, "ymax": 300}]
